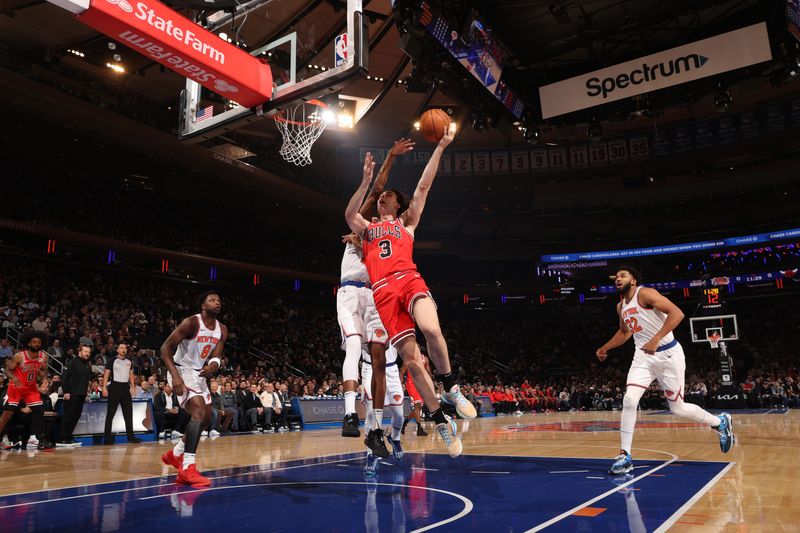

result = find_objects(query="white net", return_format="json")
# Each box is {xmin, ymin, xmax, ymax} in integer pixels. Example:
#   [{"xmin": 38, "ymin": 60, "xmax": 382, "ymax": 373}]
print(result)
[{"xmin": 273, "ymin": 99, "xmax": 329, "ymax": 166}]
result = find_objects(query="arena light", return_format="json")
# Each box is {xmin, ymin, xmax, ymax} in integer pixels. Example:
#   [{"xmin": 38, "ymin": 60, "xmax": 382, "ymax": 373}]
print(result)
[
  {"xmin": 106, "ymin": 62, "xmax": 125, "ymax": 73},
  {"xmin": 322, "ymin": 109, "xmax": 336, "ymax": 123},
  {"xmin": 413, "ymin": 121, "xmax": 421, "ymax": 130},
  {"xmin": 337, "ymin": 113, "xmax": 354, "ymax": 128}
]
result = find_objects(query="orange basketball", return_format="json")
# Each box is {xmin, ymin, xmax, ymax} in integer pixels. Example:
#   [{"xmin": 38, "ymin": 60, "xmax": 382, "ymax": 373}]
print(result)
[{"xmin": 419, "ymin": 109, "xmax": 451, "ymax": 143}]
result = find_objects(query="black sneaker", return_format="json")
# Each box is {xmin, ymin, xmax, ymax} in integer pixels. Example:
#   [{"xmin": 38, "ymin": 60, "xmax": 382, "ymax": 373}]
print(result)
[
  {"xmin": 37, "ymin": 439, "xmax": 55, "ymax": 451},
  {"xmin": 416, "ymin": 425, "xmax": 428, "ymax": 437},
  {"xmin": 364, "ymin": 428, "xmax": 390, "ymax": 458},
  {"xmin": 342, "ymin": 413, "xmax": 360, "ymax": 437},
  {"xmin": 128, "ymin": 437, "xmax": 143, "ymax": 444}
]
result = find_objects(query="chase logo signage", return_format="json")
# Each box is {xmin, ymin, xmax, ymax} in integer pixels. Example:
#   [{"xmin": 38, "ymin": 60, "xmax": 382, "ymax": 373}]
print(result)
[{"xmin": 540, "ymin": 23, "xmax": 771, "ymax": 119}]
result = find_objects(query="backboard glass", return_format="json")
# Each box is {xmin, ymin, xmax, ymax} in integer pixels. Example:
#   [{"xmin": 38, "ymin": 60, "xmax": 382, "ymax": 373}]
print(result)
[
  {"xmin": 178, "ymin": 0, "xmax": 368, "ymax": 143},
  {"xmin": 689, "ymin": 314, "xmax": 739, "ymax": 344}
]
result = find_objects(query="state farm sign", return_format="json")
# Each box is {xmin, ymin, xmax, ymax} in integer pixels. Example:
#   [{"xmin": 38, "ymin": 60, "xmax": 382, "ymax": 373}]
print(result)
[{"xmin": 76, "ymin": 0, "xmax": 272, "ymax": 107}]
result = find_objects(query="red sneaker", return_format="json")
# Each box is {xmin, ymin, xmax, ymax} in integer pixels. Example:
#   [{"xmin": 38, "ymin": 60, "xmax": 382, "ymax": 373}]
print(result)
[
  {"xmin": 176, "ymin": 464, "xmax": 211, "ymax": 487},
  {"xmin": 161, "ymin": 449, "xmax": 183, "ymax": 470}
]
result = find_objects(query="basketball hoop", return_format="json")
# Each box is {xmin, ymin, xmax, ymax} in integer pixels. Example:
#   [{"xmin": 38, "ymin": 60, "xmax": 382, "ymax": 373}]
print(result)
[
  {"xmin": 273, "ymin": 99, "xmax": 330, "ymax": 166},
  {"xmin": 708, "ymin": 332, "xmax": 722, "ymax": 349}
]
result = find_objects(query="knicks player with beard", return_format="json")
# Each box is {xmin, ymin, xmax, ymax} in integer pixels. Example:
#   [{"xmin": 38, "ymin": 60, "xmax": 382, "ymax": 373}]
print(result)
[
  {"xmin": 596, "ymin": 266, "xmax": 734, "ymax": 475},
  {"xmin": 345, "ymin": 124, "xmax": 476, "ymax": 459},
  {"xmin": 160, "ymin": 291, "xmax": 227, "ymax": 487},
  {"xmin": 339, "ymin": 138, "xmax": 414, "ymax": 460}
]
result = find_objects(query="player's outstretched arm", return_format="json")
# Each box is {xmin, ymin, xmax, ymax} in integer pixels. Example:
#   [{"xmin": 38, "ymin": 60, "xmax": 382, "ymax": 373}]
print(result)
[
  {"xmin": 160, "ymin": 316, "xmax": 199, "ymax": 395},
  {"xmin": 402, "ymin": 123, "xmax": 455, "ymax": 232},
  {"xmin": 199, "ymin": 324, "xmax": 228, "ymax": 378},
  {"xmin": 639, "ymin": 288, "xmax": 685, "ymax": 354},
  {"xmin": 359, "ymin": 138, "xmax": 414, "ymax": 217},
  {"xmin": 346, "ymin": 152, "xmax": 375, "ymax": 235},
  {"xmin": 596, "ymin": 303, "xmax": 632, "ymax": 361}
]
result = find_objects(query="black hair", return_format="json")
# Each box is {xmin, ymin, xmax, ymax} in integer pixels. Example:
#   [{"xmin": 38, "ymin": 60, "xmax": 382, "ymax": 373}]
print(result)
[
  {"xmin": 387, "ymin": 188, "xmax": 410, "ymax": 217},
  {"xmin": 617, "ymin": 265, "xmax": 643, "ymax": 284},
  {"xmin": 21, "ymin": 329, "xmax": 49, "ymax": 349},
  {"xmin": 197, "ymin": 291, "xmax": 220, "ymax": 309}
]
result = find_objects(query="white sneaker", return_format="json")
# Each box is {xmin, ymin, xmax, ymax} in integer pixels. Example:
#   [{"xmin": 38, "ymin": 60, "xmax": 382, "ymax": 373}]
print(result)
[
  {"xmin": 27, "ymin": 437, "xmax": 39, "ymax": 449},
  {"xmin": 209, "ymin": 430, "xmax": 220, "ymax": 438},
  {"xmin": 158, "ymin": 432, "xmax": 166, "ymax": 440},
  {"xmin": 201, "ymin": 431, "xmax": 209, "ymax": 438},
  {"xmin": 172, "ymin": 431, "xmax": 183, "ymax": 438},
  {"xmin": 442, "ymin": 385, "xmax": 477, "ymax": 420},
  {"xmin": 435, "ymin": 415, "xmax": 462, "ymax": 458}
]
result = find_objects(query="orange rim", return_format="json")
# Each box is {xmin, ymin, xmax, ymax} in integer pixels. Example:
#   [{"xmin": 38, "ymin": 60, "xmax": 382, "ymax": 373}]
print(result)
[{"xmin": 273, "ymin": 99, "xmax": 329, "ymax": 126}]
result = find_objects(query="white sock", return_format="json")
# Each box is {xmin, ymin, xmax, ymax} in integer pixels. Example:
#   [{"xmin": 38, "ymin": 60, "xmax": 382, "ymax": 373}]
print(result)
[
  {"xmin": 620, "ymin": 387, "xmax": 645, "ymax": 455},
  {"xmin": 344, "ymin": 391, "xmax": 357, "ymax": 415},
  {"xmin": 173, "ymin": 440, "xmax": 185, "ymax": 456},
  {"xmin": 372, "ymin": 409, "xmax": 383, "ymax": 430},
  {"xmin": 183, "ymin": 452, "xmax": 196, "ymax": 467}
]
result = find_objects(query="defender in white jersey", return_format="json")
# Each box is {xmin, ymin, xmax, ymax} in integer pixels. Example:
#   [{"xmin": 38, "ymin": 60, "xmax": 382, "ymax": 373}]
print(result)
[
  {"xmin": 361, "ymin": 344, "xmax": 406, "ymax": 471},
  {"xmin": 338, "ymin": 137, "xmax": 415, "ymax": 460},
  {"xmin": 596, "ymin": 267, "xmax": 735, "ymax": 475},
  {"xmin": 160, "ymin": 291, "xmax": 228, "ymax": 487}
]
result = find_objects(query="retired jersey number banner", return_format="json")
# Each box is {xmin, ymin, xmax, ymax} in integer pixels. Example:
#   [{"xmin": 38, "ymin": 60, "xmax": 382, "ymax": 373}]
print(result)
[
  {"xmin": 75, "ymin": 0, "xmax": 273, "ymax": 108},
  {"xmin": 539, "ymin": 23, "xmax": 772, "ymax": 119}
]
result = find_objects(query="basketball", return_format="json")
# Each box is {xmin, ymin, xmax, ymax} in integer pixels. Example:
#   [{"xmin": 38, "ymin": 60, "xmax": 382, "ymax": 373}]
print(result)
[{"xmin": 419, "ymin": 109, "xmax": 451, "ymax": 143}]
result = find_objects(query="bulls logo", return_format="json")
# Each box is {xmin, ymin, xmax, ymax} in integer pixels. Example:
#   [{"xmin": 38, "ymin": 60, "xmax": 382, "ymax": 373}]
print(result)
[{"xmin": 106, "ymin": 0, "xmax": 133, "ymax": 13}]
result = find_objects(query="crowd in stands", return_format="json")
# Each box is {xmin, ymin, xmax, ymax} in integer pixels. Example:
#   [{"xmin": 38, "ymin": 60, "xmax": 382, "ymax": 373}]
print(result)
[{"xmin": 1, "ymin": 252, "xmax": 798, "ymax": 446}]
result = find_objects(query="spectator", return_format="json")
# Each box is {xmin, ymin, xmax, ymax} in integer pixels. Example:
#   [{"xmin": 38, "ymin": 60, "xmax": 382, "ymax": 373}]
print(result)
[
  {"xmin": 153, "ymin": 383, "xmax": 186, "ymax": 439},
  {"xmin": 242, "ymin": 384, "xmax": 266, "ymax": 432},
  {"xmin": 220, "ymin": 381, "xmax": 240, "ymax": 433},
  {"xmin": 47, "ymin": 339, "xmax": 65, "ymax": 362},
  {"xmin": 0, "ymin": 339, "xmax": 13, "ymax": 361},
  {"xmin": 260, "ymin": 382, "xmax": 285, "ymax": 432}
]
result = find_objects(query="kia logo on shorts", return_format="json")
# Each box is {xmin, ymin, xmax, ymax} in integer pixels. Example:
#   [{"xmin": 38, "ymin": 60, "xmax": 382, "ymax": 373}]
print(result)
[{"xmin": 107, "ymin": 0, "xmax": 133, "ymax": 13}]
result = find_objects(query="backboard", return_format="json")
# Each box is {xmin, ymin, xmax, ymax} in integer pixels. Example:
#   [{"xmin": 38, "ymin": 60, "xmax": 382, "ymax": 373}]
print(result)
[
  {"xmin": 689, "ymin": 314, "xmax": 739, "ymax": 345},
  {"xmin": 178, "ymin": 0, "xmax": 368, "ymax": 143}
]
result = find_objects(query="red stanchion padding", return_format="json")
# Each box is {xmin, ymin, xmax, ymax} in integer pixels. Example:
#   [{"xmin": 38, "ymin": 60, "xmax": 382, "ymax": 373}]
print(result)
[{"xmin": 76, "ymin": 0, "xmax": 273, "ymax": 108}]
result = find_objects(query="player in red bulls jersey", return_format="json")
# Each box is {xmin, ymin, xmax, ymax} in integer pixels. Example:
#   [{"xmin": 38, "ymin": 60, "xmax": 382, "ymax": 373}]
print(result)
[
  {"xmin": 0, "ymin": 330, "xmax": 53, "ymax": 450},
  {"xmin": 160, "ymin": 291, "xmax": 227, "ymax": 487},
  {"xmin": 345, "ymin": 123, "xmax": 476, "ymax": 458}
]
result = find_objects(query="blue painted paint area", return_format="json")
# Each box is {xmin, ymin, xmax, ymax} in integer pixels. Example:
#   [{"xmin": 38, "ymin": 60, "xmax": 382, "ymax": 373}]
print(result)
[
  {"xmin": 646, "ymin": 407, "xmax": 789, "ymax": 415},
  {"xmin": 0, "ymin": 452, "xmax": 729, "ymax": 532}
]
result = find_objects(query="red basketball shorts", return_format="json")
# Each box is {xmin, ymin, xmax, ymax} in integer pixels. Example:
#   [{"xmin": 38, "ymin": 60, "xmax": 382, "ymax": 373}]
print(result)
[
  {"xmin": 371, "ymin": 270, "xmax": 433, "ymax": 346},
  {"xmin": 5, "ymin": 384, "xmax": 42, "ymax": 408}
]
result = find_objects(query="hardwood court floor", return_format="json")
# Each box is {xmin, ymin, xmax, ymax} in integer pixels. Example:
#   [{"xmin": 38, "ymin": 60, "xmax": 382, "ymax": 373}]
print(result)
[{"xmin": 1, "ymin": 410, "xmax": 797, "ymax": 531}]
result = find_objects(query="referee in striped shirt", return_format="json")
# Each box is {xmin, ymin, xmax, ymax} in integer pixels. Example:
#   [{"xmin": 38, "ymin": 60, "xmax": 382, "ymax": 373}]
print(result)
[{"xmin": 102, "ymin": 343, "xmax": 141, "ymax": 444}]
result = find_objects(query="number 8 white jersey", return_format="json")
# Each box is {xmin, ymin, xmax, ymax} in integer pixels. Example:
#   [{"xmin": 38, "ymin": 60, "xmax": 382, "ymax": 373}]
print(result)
[
  {"xmin": 174, "ymin": 314, "xmax": 222, "ymax": 370},
  {"xmin": 620, "ymin": 286, "xmax": 675, "ymax": 350}
]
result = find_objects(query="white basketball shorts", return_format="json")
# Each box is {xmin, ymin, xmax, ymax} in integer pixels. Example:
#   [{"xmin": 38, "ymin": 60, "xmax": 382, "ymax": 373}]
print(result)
[
  {"xmin": 626, "ymin": 342, "xmax": 686, "ymax": 402},
  {"xmin": 168, "ymin": 365, "xmax": 211, "ymax": 406},
  {"xmin": 361, "ymin": 360, "xmax": 404, "ymax": 407},
  {"xmin": 336, "ymin": 285, "xmax": 389, "ymax": 348}
]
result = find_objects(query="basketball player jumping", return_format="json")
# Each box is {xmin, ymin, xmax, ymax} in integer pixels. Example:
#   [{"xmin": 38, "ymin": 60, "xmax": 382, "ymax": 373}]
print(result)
[
  {"xmin": 0, "ymin": 330, "xmax": 53, "ymax": 450},
  {"xmin": 339, "ymin": 139, "xmax": 414, "ymax": 460},
  {"xmin": 160, "ymin": 291, "xmax": 227, "ymax": 487},
  {"xmin": 345, "ymin": 124, "xmax": 476, "ymax": 458},
  {"xmin": 597, "ymin": 266, "xmax": 735, "ymax": 475}
]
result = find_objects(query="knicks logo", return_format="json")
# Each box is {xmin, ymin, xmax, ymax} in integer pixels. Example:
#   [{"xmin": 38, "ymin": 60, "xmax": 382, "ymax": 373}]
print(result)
[
  {"xmin": 393, "ymin": 394, "xmax": 402, "ymax": 403},
  {"xmin": 375, "ymin": 329, "xmax": 386, "ymax": 338},
  {"xmin": 665, "ymin": 390, "xmax": 675, "ymax": 398}
]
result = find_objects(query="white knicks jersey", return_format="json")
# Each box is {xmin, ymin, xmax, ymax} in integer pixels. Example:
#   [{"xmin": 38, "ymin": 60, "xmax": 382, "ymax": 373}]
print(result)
[
  {"xmin": 174, "ymin": 314, "xmax": 223, "ymax": 370},
  {"xmin": 340, "ymin": 242, "xmax": 370, "ymax": 283},
  {"xmin": 620, "ymin": 286, "xmax": 675, "ymax": 350}
]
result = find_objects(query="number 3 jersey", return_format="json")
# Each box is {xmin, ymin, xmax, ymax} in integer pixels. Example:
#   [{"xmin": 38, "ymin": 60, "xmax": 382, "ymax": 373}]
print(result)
[
  {"xmin": 620, "ymin": 286, "xmax": 675, "ymax": 350},
  {"xmin": 174, "ymin": 314, "xmax": 222, "ymax": 370},
  {"xmin": 362, "ymin": 218, "xmax": 417, "ymax": 283}
]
